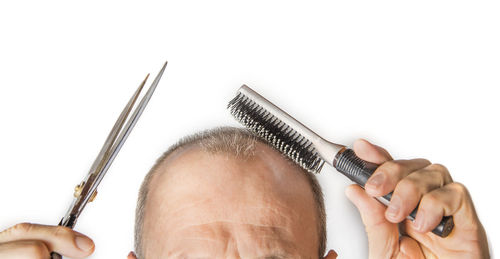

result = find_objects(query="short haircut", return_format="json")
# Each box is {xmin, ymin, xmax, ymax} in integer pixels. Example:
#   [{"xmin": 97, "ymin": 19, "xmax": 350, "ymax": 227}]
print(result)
[{"xmin": 134, "ymin": 127, "xmax": 326, "ymax": 258}]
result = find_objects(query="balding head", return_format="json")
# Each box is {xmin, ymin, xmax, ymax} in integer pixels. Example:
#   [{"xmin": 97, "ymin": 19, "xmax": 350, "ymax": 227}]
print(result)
[{"xmin": 134, "ymin": 127, "xmax": 326, "ymax": 258}]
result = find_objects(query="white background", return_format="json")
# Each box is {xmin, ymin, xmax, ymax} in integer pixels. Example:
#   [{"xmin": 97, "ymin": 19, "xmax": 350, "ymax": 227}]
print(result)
[{"xmin": 0, "ymin": 1, "xmax": 498, "ymax": 258}]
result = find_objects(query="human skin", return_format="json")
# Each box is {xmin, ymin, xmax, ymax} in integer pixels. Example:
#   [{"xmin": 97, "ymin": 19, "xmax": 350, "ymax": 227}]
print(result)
[
  {"xmin": 137, "ymin": 142, "xmax": 327, "ymax": 258},
  {"xmin": 0, "ymin": 139, "xmax": 489, "ymax": 258},
  {"xmin": 345, "ymin": 140, "xmax": 490, "ymax": 259}
]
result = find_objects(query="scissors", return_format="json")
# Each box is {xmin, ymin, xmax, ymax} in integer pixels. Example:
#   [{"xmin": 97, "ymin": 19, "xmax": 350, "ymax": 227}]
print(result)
[{"xmin": 50, "ymin": 61, "xmax": 167, "ymax": 259}]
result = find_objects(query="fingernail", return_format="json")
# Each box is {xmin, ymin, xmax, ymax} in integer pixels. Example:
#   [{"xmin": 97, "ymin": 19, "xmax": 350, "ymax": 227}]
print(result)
[
  {"xmin": 367, "ymin": 173, "xmax": 384, "ymax": 189},
  {"xmin": 327, "ymin": 250, "xmax": 338, "ymax": 257},
  {"xmin": 387, "ymin": 195, "xmax": 401, "ymax": 218},
  {"xmin": 413, "ymin": 212, "xmax": 425, "ymax": 232},
  {"xmin": 75, "ymin": 235, "xmax": 94, "ymax": 251}
]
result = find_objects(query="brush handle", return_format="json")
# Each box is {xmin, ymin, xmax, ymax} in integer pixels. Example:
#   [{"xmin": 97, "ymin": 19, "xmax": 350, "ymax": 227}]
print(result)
[{"xmin": 334, "ymin": 148, "xmax": 454, "ymax": 238}]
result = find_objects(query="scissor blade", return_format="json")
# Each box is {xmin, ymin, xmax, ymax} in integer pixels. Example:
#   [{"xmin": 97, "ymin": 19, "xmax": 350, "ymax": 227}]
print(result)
[
  {"xmin": 87, "ymin": 74, "xmax": 150, "ymax": 177},
  {"xmin": 88, "ymin": 61, "xmax": 168, "ymax": 199},
  {"xmin": 55, "ymin": 62, "xmax": 167, "ymax": 259},
  {"xmin": 59, "ymin": 73, "xmax": 151, "ymax": 227}
]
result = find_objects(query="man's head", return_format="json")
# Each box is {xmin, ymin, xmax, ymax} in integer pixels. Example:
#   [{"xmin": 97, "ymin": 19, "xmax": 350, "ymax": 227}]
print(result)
[{"xmin": 132, "ymin": 127, "xmax": 333, "ymax": 258}]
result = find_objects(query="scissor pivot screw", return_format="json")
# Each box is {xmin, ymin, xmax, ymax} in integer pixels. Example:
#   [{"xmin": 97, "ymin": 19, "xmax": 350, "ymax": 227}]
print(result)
[{"xmin": 74, "ymin": 182, "xmax": 84, "ymax": 198}]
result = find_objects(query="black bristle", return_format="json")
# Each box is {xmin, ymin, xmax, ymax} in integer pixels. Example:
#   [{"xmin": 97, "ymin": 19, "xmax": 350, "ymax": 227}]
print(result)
[{"xmin": 228, "ymin": 93, "xmax": 325, "ymax": 173}]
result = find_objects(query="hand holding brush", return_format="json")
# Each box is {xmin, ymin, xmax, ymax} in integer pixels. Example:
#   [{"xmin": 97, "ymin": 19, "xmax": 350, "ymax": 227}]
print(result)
[{"xmin": 228, "ymin": 85, "xmax": 490, "ymax": 258}]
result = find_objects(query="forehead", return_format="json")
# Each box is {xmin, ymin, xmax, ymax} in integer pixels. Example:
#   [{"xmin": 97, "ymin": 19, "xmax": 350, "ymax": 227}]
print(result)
[{"xmin": 142, "ymin": 143, "xmax": 318, "ymax": 258}]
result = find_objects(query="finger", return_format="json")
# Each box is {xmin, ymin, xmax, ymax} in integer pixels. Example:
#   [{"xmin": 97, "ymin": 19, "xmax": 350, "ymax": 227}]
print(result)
[
  {"xmin": 324, "ymin": 249, "xmax": 338, "ymax": 258},
  {"xmin": 0, "ymin": 240, "xmax": 50, "ymax": 259},
  {"xmin": 385, "ymin": 164, "xmax": 453, "ymax": 223},
  {"xmin": 0, "ymin": 223, "xmax": 94, "ymax": 258},
  {"xmin": 365, "ymin": 158, "xmax": 431, "ymax": 197},
  {"xmin": 399, "ymin": 236, "xmax": 425, "ymax": 258},
  {"xmin": 353, "ymin": 139, "xmax": 393, "ymax": 164},
  {"xmin": 411, "ymin": 182, "xmax": 477, "ymax": 234},
  {"xmin": 345, "ymin": 185, "xmax": 399, "ymax": 258}
]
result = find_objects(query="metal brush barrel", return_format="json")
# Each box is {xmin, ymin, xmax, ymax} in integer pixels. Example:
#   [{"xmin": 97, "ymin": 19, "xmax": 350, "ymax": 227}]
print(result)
[{"xmin": 334, "ymin": 148, "xmax": 455, "ymax": 237}]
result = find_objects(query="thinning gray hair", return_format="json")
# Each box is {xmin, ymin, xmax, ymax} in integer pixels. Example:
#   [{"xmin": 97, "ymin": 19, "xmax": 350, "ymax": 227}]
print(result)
[{"xmin": 134, "ymin": 127, "xmax": 326, "ymax": 258}]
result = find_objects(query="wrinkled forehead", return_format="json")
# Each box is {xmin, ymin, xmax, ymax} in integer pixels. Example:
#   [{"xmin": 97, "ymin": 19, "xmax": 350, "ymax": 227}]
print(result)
[
  {"xmin": 142, "ymin": 144, "xmax": 318, "ymax": 257},
  {"xmin": 147, "ymin": 143, "xmax": 315, "ymax": 209}
]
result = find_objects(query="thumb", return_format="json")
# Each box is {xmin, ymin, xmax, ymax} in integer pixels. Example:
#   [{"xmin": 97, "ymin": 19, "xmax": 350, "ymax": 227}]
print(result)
[
  {"xmin": 353, "ymin": 139, "xmax": 393, "ymax": 164},
  {"xmin": 0, "ymin": 223, "xmax": 94, "ymax": 258},
  {"xmin": 345, "ymin": 185, "xmax": 399, "ymax": 258}
]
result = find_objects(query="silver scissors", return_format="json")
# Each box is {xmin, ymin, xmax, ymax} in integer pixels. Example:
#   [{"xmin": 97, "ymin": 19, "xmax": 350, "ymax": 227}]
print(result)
[{"xmin": 50, "ymin": 61, "xmax": 167, "ymax": 259}]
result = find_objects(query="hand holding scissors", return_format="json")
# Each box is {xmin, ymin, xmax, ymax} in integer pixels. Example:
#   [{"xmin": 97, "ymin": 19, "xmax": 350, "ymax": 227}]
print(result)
[{"xmin": 0, "ymin": 61, "xmax": 167, "ymax": 259}]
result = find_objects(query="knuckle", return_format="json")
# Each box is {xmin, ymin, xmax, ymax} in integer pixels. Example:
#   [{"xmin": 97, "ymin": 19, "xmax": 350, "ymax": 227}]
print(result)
[
  {"xmin": 10, "ymin": 222, "xmax": 33, "ymax": 236},
  {"xmin": 449, "ymin": 182, "xmax": 468, "ymax": 196},
  {"xmin": 380, "ymin": 160, "xmax": 406, "ymax": 177},
  {"xmin": 387, "ymin": 161, "xmax": 405, "ymax": 173},
  {"xmin": 426, "ymin": 163, "xmax": 453, "ymax": 185},
  {"xmin": 419, "ymin": 158, "xmax": 432, "ymax": 165},
  {"xmin": 421, "ymin": 192, "xmax": 441, "ymax": 207},
  {"xmin": 53, "ymin": 226, "xmax": 73, "ymax": 238},
  {"xmin": 435, "ymin": 169, "xmax": 452, "ymax": 184},
  {"xmin": 428, "ymin": 163, "xmax": 448, "ymax": 173},
  {"xmin": 396, "ymin": 178, "xmax": 420, "ymax": 195}
]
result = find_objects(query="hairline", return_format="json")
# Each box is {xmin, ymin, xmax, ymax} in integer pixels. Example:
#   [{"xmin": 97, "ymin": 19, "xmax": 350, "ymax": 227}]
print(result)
[{"xmin": 134, "ymin": 127, "xmax": 326, "ymax": 258}]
